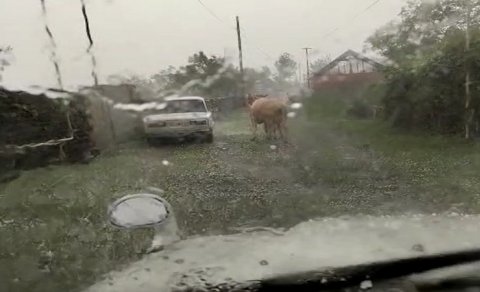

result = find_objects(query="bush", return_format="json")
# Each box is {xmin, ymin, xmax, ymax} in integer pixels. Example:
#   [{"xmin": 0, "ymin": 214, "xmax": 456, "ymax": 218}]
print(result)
[{"xmin": 347, "ymin": 99, "xmax": 373, "ymax": 119}]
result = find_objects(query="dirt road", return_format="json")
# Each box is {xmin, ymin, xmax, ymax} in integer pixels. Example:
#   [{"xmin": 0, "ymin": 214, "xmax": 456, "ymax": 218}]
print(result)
[{"xmin": 70, "ymin": 110, "xmax": 425, "ymax": 235}]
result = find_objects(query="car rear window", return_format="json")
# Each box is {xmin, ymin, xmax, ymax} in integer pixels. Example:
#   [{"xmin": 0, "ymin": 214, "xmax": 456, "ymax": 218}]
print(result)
[{"xmin": 165, "ymin": 100, "xmax": 206, "ymax": 113}]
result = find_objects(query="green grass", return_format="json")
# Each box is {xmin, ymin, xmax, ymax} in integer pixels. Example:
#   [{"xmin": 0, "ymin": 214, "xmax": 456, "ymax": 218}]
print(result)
[
  {"xmin": 214, "ymin": 109, "xmax": 251, "ymax": 135},
  {"xmin": 305, "ymin": 93, "xmax": 480, "ymax": 213},
  {"xmin": 0, "ymin": 153, "xmax": 157, "ymax": 292}
]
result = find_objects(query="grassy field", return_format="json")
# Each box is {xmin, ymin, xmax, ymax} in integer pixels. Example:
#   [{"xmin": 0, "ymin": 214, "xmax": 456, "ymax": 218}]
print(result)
[
  {"xmin": 2, "ymin": 96, "xmax": 480, "ymax": 291},
  {"xmin": 305, "ymin": 93, "xmax": 480, "ymax": 213}
]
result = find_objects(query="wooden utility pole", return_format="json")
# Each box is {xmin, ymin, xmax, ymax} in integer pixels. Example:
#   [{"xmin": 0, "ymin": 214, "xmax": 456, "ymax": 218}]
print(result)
[
  {"xmin": 296, "ymin": 63, "xmax": 301, "ymax": 84},
  {"xmin": 303, "ymin": 47, "xmax": 312, "ymax": 88},
  {"xmin": 465, "ymin": 2, "xmax": 473, "ymax": 139},
  {"xmin": 236, "ymin": 16, "xmax": 245, "ymax": 96}
]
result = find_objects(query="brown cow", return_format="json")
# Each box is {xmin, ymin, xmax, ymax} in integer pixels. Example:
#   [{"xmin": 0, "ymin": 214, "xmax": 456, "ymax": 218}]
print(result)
[{"xmin": 246, "ymin": 94, "xmax": 288, "ymax": 141}]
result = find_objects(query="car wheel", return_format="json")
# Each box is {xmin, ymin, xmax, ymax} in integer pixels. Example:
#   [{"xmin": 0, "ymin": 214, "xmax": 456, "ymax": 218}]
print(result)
[
  {"xmin": 205, "ymin": 132, "xmax": 214, "ymax": 143},
  {"xmin": 146, "ymin": 137, "xmax": 156, "ymax": 146}
]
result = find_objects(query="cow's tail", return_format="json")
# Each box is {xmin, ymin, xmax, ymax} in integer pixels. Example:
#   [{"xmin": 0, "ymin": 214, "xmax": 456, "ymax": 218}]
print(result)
[{"xmin": 277, "ymin": 104, "xmax": 288, "ymax": 119}]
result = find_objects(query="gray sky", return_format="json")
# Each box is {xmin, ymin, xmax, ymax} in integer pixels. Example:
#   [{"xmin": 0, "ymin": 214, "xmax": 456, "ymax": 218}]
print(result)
[{"xmin": 0, "ymin": 0, "xmax": 406, "ymax": 90}]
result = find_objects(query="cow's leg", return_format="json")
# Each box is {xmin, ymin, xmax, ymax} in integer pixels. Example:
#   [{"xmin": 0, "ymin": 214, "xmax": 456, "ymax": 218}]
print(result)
[
  {"xmin": 250, "ymin": 117, "xmax": 258, "ymax": 140},
  {"xmin": 269, "ymin": 123, "xmax": 276, "ymax": 140},
  {"xmin": 252, "ymin": 123, "xmax": 258, "ymax": 140},
  {"xmin": 279, "ymin": 108, "xmax": 289, "ymax": 142},
  {"xmin": 274, "ymin": 122, "xmax": 281, "ymax": 140},
  {"xmin": 263, "ymin": 123, "xmax": 270, "ymax": 140},
  {"xmin": 268, "ymin": 123, "xmax": 274, "ymax": 140},
  {"xmin": 265, "ymin": 121, "xmax": 275, "ymax": 140},
  {"xmin": 249, "ymin": 113, "xmax": 256, "ymax": 137},
  {"xmin": 280, "ymin": 122, "xmax": 289, "ymax": 143}
]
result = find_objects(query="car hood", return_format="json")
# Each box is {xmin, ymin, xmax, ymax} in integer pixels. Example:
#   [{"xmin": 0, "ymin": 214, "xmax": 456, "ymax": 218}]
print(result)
[
  {"xmin": 144, "ymin": 112, "xmax": 211, "ymax": 122},
  {"xmin": 84, "ymin": 214, "xmax": 480, "ymax": 292}
]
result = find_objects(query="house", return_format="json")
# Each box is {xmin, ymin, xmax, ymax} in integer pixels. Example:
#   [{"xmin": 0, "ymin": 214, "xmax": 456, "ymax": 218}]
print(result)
[{"xmin": 310, "ymin": 50, "xmax": 384, "ymax": 91}]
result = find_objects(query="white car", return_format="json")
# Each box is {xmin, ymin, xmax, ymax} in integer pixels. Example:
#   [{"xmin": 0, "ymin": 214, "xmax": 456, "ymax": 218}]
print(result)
[{"xmin": 142, "ymin": 96, "xmax": 214, "ymax": 143}]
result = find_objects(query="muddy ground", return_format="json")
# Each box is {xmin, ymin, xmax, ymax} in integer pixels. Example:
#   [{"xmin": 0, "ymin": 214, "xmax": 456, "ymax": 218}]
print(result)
[{"xmin": 0, "ymin": 107, "xmax": 478, "ymax": 292}]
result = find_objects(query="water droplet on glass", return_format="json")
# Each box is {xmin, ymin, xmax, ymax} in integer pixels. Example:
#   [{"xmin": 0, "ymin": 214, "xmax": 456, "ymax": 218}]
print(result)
[
  {"xmin": 412, "ymin": 243, "xmax": 425, "ymax": 252},
  {"xmin": 162, "ymin": 160, "xmax": 170, "ymax": 166},
  {"xmin": 287, "ymin": 112, "xmax": 297, "ymax": 118},
  {"xmin": 360, "ymin": 280, "xmax": 373, "ymax": 290},
  {"xmin": 290, "ymin": 103, "xmax": 303, "ymax": 109}
]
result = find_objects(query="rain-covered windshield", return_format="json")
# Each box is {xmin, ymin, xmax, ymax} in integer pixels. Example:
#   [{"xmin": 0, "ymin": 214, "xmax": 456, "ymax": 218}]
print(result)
[
  {"xmin": 1, "ymin": 0, "xmax": 480, "ymax": 291},
  {"xmin": 163, "ymin": 99, "xmax": 207, "ymax": 113}
]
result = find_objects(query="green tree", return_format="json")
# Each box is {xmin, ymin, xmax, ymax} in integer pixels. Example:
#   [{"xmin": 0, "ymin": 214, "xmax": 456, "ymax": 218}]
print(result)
[
  {"xmin": 151, "ymin": 51, "xmax": 241, "ymax": 97},
  {"xmin": 244, "ymin": 66, "xmax": 274, "ymax": 94},
  {"xmin": 368, "ymin": 0, "xmax": 480, "ymax": 64},
  {"xmin": 367, "ymin": 0, "xmax": 480, "ymax": 135},
  {"xmin": 274, "ymin": 53, "xmax": 297, "ymax": 83}
]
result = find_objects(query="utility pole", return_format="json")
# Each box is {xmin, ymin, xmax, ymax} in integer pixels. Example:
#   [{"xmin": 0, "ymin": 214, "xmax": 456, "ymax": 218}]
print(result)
[
  {"xmin": 236, "ymin": 16, "xmax": 245, "ymax": 96},
  {"xmin": 303, "ymin": 47, "xmax": 312, "ymax": 88},
  {"xmin": 298, "ymin": 63, "xmax": 303, "ymax": 85},
  {"xmin": 465, "ymin": 2, "xmax": 472, "ymax": 139}
]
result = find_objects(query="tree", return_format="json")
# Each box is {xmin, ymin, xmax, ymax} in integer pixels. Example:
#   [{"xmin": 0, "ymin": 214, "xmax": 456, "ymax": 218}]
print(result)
[
  {"xmin": 148, "ymin": 51, "xmax": 242, "ymax": 97},
  {"xmin": 367, "ymin": 0, "xmax": 480, "ymax": 66},
  {"xmin": 274, "ymin": 53, "xmax": 297, "ymax": 83},
  {"xmin": 0, "ymin": 46, "xmax": 12, "ymax": 82},
  {"xmin": 367, "ymin": 0, "xmax": 480, "ymax": 135},
  {"xmin": 310, "ymin": 55, "xmax": 332, "ymax": 73},
  {"xmin": 244, "ymin": 66, "xmax": 274, "ymax": 94}
]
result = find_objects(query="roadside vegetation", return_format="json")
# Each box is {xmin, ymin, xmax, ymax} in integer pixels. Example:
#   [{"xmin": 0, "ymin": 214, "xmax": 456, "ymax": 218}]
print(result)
[
  {"xmin": 306, "ymin": 89, "xmax": 480, "ymax": 215},
  {"xmin": 367, "ymin": 0, "xmax": 480, "ymax": 136}
]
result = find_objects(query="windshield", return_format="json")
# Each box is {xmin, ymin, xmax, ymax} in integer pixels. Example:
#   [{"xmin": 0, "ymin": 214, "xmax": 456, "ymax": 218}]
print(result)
[
  {"xmin": 163, "ymin": 99, "xmax": 207, "ymax": 113},
  {"xmin": 1, "ymin": 0, "xmax": 480, "ymax": 291}
]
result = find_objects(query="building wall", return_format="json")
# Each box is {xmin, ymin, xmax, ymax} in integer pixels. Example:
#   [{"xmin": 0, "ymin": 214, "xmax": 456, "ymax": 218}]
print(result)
[{"xmin": 312, "ymin": 71, "xmax": 384, "ymax": 91}]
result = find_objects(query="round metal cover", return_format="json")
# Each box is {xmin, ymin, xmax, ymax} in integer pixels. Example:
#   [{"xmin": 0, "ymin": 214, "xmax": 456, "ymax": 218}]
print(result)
[{"xmin": 108, "ymin": 193, "xmax": 169, "ymax": 229}]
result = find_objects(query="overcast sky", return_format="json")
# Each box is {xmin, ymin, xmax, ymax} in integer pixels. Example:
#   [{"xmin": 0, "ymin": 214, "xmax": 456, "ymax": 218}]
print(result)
[{"xmin": 0, "ymin": 0, "xmax": 406, "ymax": 90}]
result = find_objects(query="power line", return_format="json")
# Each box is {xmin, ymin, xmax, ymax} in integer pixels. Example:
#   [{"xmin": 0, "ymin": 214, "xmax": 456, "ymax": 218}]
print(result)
[
  {"xmin": 363, "ymin": 0, "xmax": 382, "ymax": 11},
  {"xmin": 197, "ymin": 0, "xmax": 225, "ymax": 24},
  {"xmin": 194, "ymin": 0, "xmax": 275, "ymax": 61},
  {"xmin": 320, "ymin": 0, "xmax": 383, "ymax": 39},
  {"xmin": 240, "ymin": 30, "xmax": 275, "ymax": 60}
]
